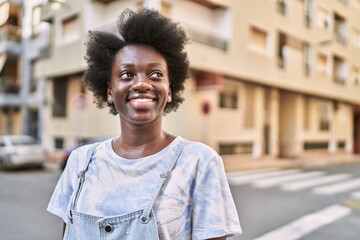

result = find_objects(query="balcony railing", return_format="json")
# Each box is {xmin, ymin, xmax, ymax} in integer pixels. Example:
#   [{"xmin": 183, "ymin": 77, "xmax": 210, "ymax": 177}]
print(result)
[
  {"xmin": 0, "ymin": 25, "xmax": 21, "ymax": 42},
  {"xmin": 333, "ymin": 76, "xmax": 346, "ymax": 86},
  {"xmin": 181, "ymin": 22, "xmax": 228, "ymax": 51},
  {"xmin": 0, "ymin": 77, "xmax": 20, "ymax": 93},
  {"xmin": 335, "ymin": 32, "xmax": 347, "ymax": 45}
]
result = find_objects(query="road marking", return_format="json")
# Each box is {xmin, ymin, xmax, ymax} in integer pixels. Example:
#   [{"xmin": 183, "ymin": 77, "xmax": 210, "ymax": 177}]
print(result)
[
  {"xmin": 281, "ymin": 174, "xmax": 352, "ymax": 191},
  {"xmin": 350, "ymin": 191, "xmax": 360, "ymax": 199},
  {"xmin": 226, "ymin": 168, "xmax": 279, "ymax": 177},
  {"xmin": 227, "ymin": 169, "xmax": 301, "ymax": 185},
  {"xmin": 313, "ymin": 178, "xmax": 360, "ymax": 195},
  {"xmin": 253, "ymin": 171, "xmax": 325, "ymax": 188},
  {"xmin": 253, "ymin": 204, "xmax": 352, "ymax": 240}
]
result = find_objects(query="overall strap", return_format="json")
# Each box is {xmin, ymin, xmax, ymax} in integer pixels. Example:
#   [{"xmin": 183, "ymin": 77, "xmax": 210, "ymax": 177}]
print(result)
[
  {"xmin": 139, "ymin": 139, "xmax": 188, "ymax": 224},
  {"xmin": 67, "ymin": 143, "xmax": 100, "ymax": 224}
]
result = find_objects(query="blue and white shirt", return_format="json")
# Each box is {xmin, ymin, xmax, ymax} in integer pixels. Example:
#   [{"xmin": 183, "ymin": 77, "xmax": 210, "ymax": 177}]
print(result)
[{"xmin": 48, "ymin": 136, "xmax": 242, "ymax": 239}]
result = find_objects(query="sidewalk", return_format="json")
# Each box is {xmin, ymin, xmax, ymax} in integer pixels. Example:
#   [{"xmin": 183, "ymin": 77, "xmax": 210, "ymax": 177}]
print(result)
[{"xmin": 223, "ymin": 153, "xmax": 360, "ymax": 172}]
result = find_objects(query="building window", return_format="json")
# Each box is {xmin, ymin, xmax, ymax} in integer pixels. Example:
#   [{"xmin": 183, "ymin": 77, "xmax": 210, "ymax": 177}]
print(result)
[
  {"xmin": 318, "ymin": 100, "xmax": 331, "ymax": 131},
  {"xmin": 333, "ymin": 55, "xmax": 347, "ymax": 86},
  {"xmin": 219, "ymin": 143, "xmax": 252, "ymax": 155},
  {"xmin": 54, "ymin": 137, "xmax": 64, "ymax": 149},
  {"xmin": 219, "ymin": 91, "xmax": 238, "ymax": 109},
  {"xmin": 352, "ymin": 28, "xmax": 360, "ymax": 48},
  {"xmin": 334, "ymin": 13, "xmax": 347, "ymax": 45},
  {"xmin": 52, "ymin": 77, "xmax": 68, "ymax": 117},
  {"xmin": 244, "ymin": 85, "xmax": 255, "ymax": 128},
  {"xmin": 303, "ymin": 97, "xmax": 310, "ymax": 131},
  {"xmin": 351, "ymin": 66, "xmax": 360, "ymax": 86},
  {"xmin": 304, "ymin": 0, "xmax": 313, "ymax": 28},
  {"xmin": 61, "ymin": 15, "xmax": 79, "ymax": 44},
  {"xmin": 249, "ymin": 26, "xmax": 268, "ymax": 54},
  {"xmin": 303, "ymin": 43, "xmax": 312, "ymax": 77},
  {"xmin": 278, "ymin": 32, "xmax": 287, "ymax": 69},
  {"xmin": 316, "ymin": 53, "xmax": 328, "ymax": 76},
  {"xmin": 161, "ymin": 2, "xmax": 171, "ymax": 16},
  {"xmin": 32, "ymin": 5, "xmax": 41, "ymax": 38},
  {"xmin": 316, "ymin": 7, "xmax": 330, "ymax": 31},
  {"xmin": 277, "ymin": 0, "xmax": 289, "ymax": 15}
]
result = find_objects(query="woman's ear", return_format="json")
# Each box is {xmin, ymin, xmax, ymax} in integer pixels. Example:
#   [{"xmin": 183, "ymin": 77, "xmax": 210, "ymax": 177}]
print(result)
[{"xmin": 107, "ymin": 88, "xmax": 113, "ymax": 104}]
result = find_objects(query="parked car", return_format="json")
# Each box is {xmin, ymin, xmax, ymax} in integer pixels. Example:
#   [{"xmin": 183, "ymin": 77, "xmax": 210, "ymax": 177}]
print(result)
[
  {"xmin": 0, "ymin": 135, "xmax": 47, "ymax": 170},
  {"xmin": 60, "ymin": 137, "xmax": 111, "ymax": 170}
]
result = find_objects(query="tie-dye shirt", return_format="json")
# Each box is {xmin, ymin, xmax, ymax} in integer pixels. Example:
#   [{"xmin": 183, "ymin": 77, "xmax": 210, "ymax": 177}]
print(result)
[{"xmin": 47, "ymin": 136, "xmax": 242, "ymax": 239}]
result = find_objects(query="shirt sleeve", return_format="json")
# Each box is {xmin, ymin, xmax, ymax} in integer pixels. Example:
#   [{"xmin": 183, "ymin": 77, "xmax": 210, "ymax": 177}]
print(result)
[
  {"xmin": 192, "ymin": 155, "xmax": 242, "ymax": 239},
  {"xmin": 47, "ymin": 148, "xmax": 81, "ymax": 223}
]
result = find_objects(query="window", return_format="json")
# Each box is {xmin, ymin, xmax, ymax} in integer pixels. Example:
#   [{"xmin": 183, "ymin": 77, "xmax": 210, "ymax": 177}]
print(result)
[
  {"xmin": 244, "ymin": 85, "xmax": 255, "ymax": 128},
  {"xmin": 303, "ymin": 43, "xmax": 312, "ymax": 77},
  {"xmin": 277, "ymin": 0, "xmax": 288, "ymax": 15},
  {"xmin": 304, "ymin": 0, "xmax": 313, "ymax": 28},
  {"xmin": 52, "ymin": 77, "xmax": 68, "ymax": 117},
  {"xmin": 32, "ymin": 5, "xmax": 41, "ymax": 38},
  {"xmin": 61, "ymin": 15, "xmax": 79, "ymax": 44},
  {"xmin": 352, "ymin": 28, "xmax": 360, "ymax": 48},
  {"xmin": 316, "ymin": 53, "xmax": 328, "ymax": 75},
  {"xmin": 303, "ymin": 97, "xmax": 310, "ymax": 131},
  {"xmin": 278, "ymin": 32, "xmax": 287, "ymax": 69},
  {"xmin": 54, "ymin": 137, "xmax": 64, "ymax": 149},
  {"xmin": 318, "ymin": 100, "xmax": 331, "ymax": 131},
  {"xmin": 334, "ymin": 13, "xmax": 348, "ymax": 45},
  {"xmin": 351, "ymin": 66, "xmax": 360, "ymax": 86},
  {"xmin": 219, "ymin": 91, "xmax": 238, "ymax": 109},
  {"xmin": 249, "ymin": 26, "xmax": 268, "ymax": 54},
  {"xmin": 219, "ymin": 143, "xmax": 252, "ymax": 155},
  {"xmin": 161, "ymin": 2, "xmax": 171, "ymax": 16},
  {"xmin": 316, "ymin": 7, "xmax": 330, "ymax": 31},
  {"xmin": 333, "ymin": 55, "xmax": 347, "ymax": 85}
]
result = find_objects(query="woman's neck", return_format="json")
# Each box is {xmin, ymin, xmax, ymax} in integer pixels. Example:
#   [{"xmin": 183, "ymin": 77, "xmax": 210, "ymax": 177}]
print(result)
[{"xmin": 114, "ymin": 121, "xmax": 175, "ymax": 159}]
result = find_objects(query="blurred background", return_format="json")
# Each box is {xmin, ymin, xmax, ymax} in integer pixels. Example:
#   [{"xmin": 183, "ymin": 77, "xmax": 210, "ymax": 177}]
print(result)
[{"xmin": 0, "ymin": 0, "xmax": 360, "ymax": 239}]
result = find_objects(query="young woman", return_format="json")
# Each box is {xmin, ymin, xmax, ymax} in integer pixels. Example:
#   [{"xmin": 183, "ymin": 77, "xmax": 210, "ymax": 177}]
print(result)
[{"xmin": 48, "ymin": 8, "xmax": 242, "ymax": 240}]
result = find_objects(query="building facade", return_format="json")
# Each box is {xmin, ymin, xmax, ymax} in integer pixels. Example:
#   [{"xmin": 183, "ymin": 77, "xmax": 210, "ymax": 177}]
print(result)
[
  {"xmin": 34, "ymin": 0, "xmax": 360, "ymax": 161},
  {"xmin": 0, "ymin": 0, "xmax": 49, "ymax": 138}
]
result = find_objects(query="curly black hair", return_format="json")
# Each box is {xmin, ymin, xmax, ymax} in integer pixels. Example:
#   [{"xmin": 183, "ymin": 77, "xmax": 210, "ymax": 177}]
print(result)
[{"xmin": 83, "ymin": 8, "xmax": 190, "ymax": 115}]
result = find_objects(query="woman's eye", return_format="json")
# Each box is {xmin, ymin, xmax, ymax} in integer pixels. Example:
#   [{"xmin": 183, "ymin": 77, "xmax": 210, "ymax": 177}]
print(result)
[
  {"xmin": 149, "ymin": 71, "xmax": 163, "ymax": 79},
  {"xmin": 119, "ymin": 71, "xmax": 133, "ymax": 79}
]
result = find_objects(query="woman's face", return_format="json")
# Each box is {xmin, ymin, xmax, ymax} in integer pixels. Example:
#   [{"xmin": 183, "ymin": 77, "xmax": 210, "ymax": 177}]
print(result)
[{"xmin": 108, "ymin": 44, "xmax": 171, "ymax": 126}]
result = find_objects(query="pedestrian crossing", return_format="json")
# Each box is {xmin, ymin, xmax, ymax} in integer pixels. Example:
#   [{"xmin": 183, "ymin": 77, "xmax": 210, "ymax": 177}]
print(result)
[
  {"xmin": 228, "ymin": 168, "xmax": 360, "ymax": 240},
  {"xmin": 227, "ymin": 168, "xmax": 360, "ymax": 197}
]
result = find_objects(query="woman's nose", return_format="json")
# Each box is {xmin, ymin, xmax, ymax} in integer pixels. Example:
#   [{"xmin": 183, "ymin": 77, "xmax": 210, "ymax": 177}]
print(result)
[{"xmin": 130, "ymin": 74, "xmax": 152, "ymax": 91}]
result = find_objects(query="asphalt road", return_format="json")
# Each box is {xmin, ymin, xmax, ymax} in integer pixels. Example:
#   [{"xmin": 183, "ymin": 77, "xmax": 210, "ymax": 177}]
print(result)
[
  {"xmin": 0, "ymin": 169, "xmax": 63, "ymax": 240},
  {"xmin": 0, "ymin": 162, "xmax": 359, "ymax": 240},
  {"xmin": 229, "ymin": 162, "xmax": 360, "ymax": 240}
]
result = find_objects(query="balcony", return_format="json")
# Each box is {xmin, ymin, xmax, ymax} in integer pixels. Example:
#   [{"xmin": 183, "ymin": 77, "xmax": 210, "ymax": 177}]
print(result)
[
  {"xmin": 0, "ymin": 76, "xmax": 20, "ymax": 106},
  {"xmin": 0, "ymin": 25, "xmax": 21, "ymax": 55},
  {"xmin": 93, "ymin": 0, "xmax": 118, "ymax": 3},
  {"xmin": 181, "ymin": 22, "xmax": 228, "ymax": 51},
  {"xmin": 191, "ymin": 0, "xmax": 229, "ymax": 9}
]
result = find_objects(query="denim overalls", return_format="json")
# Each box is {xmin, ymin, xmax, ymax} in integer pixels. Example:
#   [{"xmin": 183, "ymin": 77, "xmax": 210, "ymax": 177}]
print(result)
[{"xmin": 64, "ymin": 140, "xmax": 187, "ymax": 240}]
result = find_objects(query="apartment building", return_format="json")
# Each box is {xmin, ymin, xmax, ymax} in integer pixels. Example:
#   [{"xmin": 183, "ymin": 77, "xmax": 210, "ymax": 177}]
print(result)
[
  {"xmin": 0, "ymin": 0, "xmax": 49, "ymax": 138},
  {"xmin": 34, "ymin": 0, "xmax": 360, "ymax": 161}
]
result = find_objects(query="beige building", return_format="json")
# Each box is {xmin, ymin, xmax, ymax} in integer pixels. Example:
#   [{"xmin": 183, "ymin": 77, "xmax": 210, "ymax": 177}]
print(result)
[{"xmin": 34, "ymin": 0, "xmax": 360, "ymax": 162}]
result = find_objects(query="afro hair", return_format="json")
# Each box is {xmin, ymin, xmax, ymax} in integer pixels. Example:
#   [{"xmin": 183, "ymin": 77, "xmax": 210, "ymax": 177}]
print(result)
[{"xmin": 83, "ymin": 8, "xmax": 190, "ymax": 115}]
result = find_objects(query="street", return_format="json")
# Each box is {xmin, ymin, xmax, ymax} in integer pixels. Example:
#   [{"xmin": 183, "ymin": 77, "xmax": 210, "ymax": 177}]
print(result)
[
  {"xmin": 228, "ymin": 162, "xmax": 360, "ymax": 240},
  {"xmin": 0, "ymin": 162, "xmax": 360, "ymax": 240},
  {"xmin": 0, "ymin": 169, "xmax": 63, "ymax": 240}
]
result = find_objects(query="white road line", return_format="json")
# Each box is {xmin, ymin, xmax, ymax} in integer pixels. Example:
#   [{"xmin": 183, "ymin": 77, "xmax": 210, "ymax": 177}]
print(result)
[
  {"xmin": 350, "ymin": 190, "xmax": 360, "ymax": 199},
  {"xmin": 226, "ymin": 168, "xmax": 279, "ymax": 177},
  {"xmin": 252, "ymin": 171, "xmax": 325, "ymax": 188},
  {"xmin": 281, "ymin": 174, "xmax": 352, "ymax": 191},
  {"xmin": 313, "ymin": 178, "xmax": 360, "ymax": 195},
  {"xmin": 227, "ymin": 169, "xmax": 301, "ymax": 185},
  {"xmin": 253, "ymin": 204, "xmax": 352, "ymax": 240}
]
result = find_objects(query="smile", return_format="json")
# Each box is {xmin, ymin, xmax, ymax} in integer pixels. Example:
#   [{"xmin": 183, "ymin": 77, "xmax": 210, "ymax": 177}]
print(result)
[{"xmin": 129, "ymin": 98, "xmax": 155, "ymax": 102}]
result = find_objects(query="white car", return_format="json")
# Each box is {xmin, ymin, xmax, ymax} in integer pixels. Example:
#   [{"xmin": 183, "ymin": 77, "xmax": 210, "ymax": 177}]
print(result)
[{"xmin": 0, "ymin": 135, "xmax": 47, "ymax": 170}]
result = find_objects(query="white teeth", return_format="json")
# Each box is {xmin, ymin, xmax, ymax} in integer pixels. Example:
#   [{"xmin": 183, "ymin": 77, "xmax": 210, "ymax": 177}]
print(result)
[{"xmin": 131, "ymin": 98, "xmax": 153, "ymax": 102}]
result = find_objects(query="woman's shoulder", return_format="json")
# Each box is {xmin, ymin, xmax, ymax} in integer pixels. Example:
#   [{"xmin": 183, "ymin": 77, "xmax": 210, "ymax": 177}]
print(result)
[
  {"xmin": 66, "ymin": 138, "xmax": 112, "ymax": 171},
  {"xmin": 178, "ymin": 137, "xmax": 221, "ymax": 163}
]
